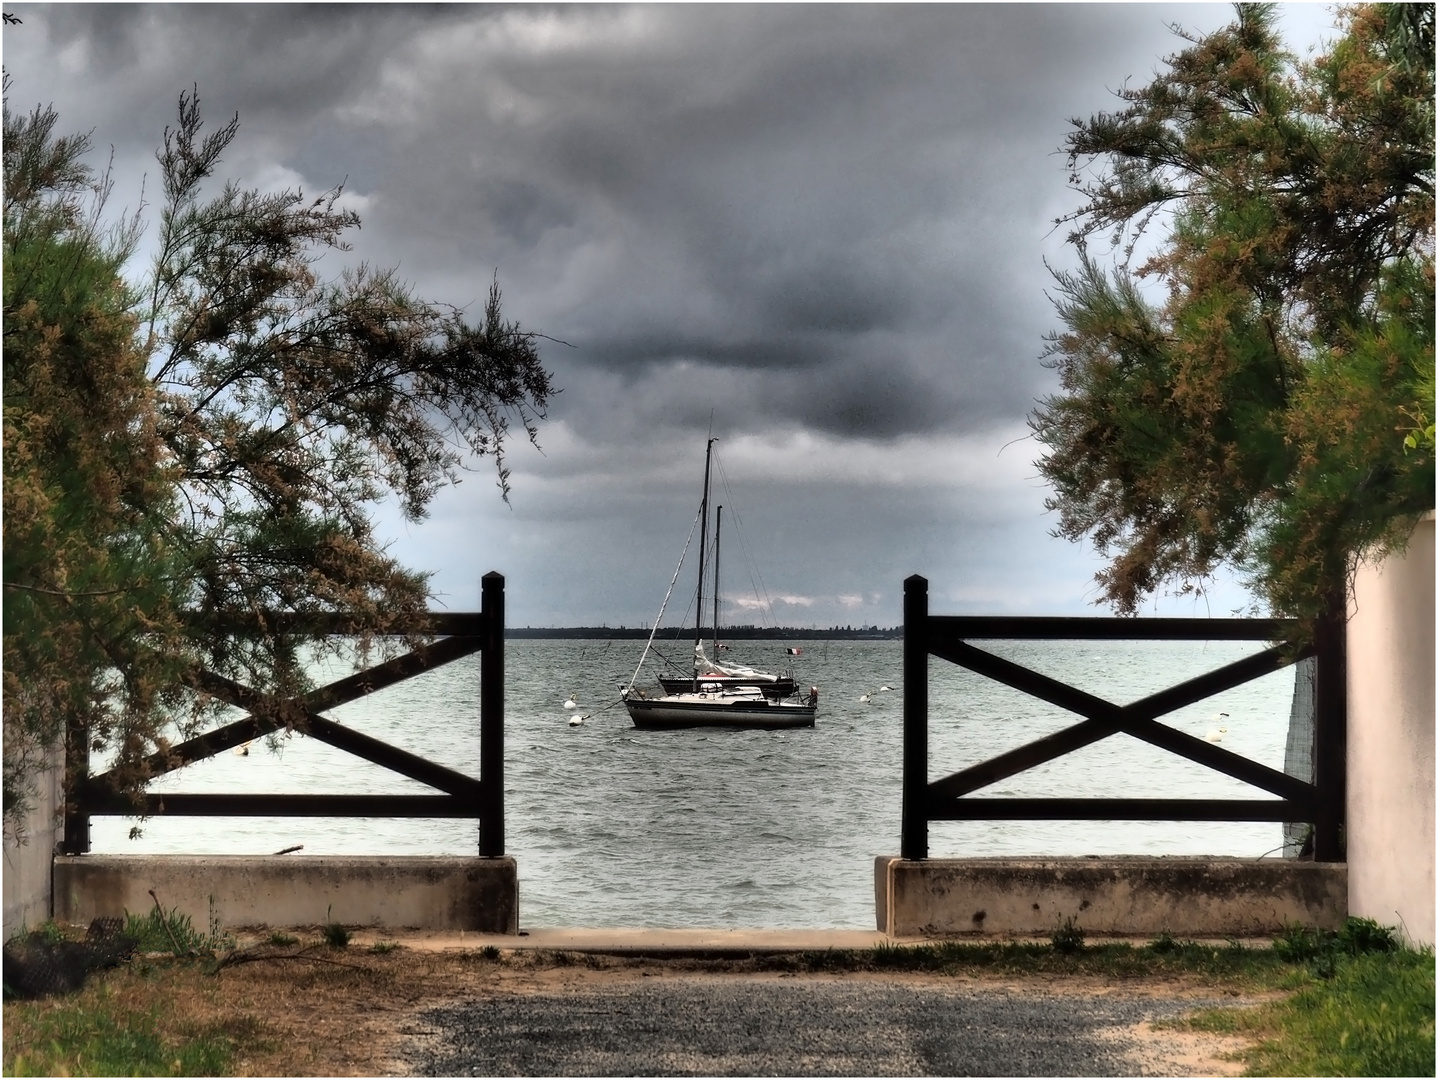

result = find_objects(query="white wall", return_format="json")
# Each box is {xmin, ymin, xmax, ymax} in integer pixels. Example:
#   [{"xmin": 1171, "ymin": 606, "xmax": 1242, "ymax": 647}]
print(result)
[
  {"xmin": 1347, "ymin": 514, "xmax": 1435, "ymax": 946},
  {"xmin": 2, "ymin": 749, "xmax": 63, "ymax": 940}
]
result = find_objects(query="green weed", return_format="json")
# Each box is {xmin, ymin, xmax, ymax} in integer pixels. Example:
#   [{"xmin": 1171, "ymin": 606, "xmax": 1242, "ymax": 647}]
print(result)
[
  {"xmin": 1185, "ymin": 946, "xmax": 1434, "ymax": 1076},
  {"xmin": 321, "ymin": 922, "xmax": 351, "ymax": 949},
  {"xmin": 3, "ymin": 991, "xmax": 261, "ymax": 1076},
  {"xmin": 8, "ymin": 920, "xmax": 69, "ymax": 946},
  {"xmin": 1050, "ymin": 916, "xmax": 1086, "ymax": 954},
  {"xmin": 1146, "ymin": 931, "xmax": 1183, "ymax": 955},
  {"xmin": 1274, "ymin": 916, "xmax": 1403, "ymax": 975}
]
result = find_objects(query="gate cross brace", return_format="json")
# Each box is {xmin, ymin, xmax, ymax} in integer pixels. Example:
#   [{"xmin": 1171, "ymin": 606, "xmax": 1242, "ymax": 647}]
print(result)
[
  {"xmin": 926, "ymin": 638, "xmax": 1316, "ymax": 811},
  {"xmin": 86, "ymin": 635, "xmax": 485, "ymax": 800}
]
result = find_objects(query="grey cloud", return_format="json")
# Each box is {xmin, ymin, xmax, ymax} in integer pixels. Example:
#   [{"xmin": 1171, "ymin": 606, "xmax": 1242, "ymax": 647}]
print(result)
[{"xmin": 4, "ymin": 3, "xmax": 1276, "ymax": 624}]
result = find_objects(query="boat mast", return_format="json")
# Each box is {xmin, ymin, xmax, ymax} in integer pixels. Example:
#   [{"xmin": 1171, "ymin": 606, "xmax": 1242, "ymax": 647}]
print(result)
[
  {"xmin": 712, "ymin": 505, "xmax": 722, "ymax": 656},
  {"xmin": 693, "ymin": 438, "xmax": 715, "ymax": 689}
]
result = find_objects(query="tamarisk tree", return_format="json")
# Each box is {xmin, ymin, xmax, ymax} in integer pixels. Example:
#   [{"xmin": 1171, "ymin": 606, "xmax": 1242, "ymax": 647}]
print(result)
[
  {"xmin": 3, "ymin": 87, "xmax": 554, "ymax": 828},
  {"xmin": 1031, "ymin": 3, "xmax": 1434, "ymax": 631}
]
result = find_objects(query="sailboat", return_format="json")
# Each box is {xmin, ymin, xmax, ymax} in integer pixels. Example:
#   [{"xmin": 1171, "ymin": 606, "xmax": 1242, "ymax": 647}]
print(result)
[
  {"xmin": 623, "ymin": 440, "xmax": 818, "ymax": 731},
  {"xmin": 656, "ymin": 507, "xmax": 800, "ymax": 698}
]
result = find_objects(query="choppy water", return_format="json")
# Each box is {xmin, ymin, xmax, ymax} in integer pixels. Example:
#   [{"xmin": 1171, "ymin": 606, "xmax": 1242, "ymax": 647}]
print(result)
[{"xmin": 92, "ymin": 638, "xmax": 1296, "ymax": 929}]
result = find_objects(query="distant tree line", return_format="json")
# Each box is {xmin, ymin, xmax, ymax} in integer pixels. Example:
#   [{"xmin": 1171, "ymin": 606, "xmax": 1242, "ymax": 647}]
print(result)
[{"xmin": 506, "ymin": 627, "xmax": 903, "ymax": 640}]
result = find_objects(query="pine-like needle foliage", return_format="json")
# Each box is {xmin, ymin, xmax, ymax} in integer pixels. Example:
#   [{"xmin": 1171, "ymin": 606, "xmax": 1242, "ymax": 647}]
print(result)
[
  {"xmin": 2, "ymin": 85, "xmax": 555, "ymax": 829},
  {"xmin": 1031, "ymin": 3, "xmax": 1434, "ymax": 631}
]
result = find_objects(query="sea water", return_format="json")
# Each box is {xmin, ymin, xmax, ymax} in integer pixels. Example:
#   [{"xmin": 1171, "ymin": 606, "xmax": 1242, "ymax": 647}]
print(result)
[{"xmin": 90, "ymin": 638, "xmax": 1297, "ymax": 929}]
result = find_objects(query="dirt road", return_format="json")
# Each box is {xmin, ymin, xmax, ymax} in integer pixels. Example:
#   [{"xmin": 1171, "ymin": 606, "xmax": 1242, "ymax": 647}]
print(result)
[{"xmin": 196, "ymin": 947, "xmax": 1255, "ymax": 1076}]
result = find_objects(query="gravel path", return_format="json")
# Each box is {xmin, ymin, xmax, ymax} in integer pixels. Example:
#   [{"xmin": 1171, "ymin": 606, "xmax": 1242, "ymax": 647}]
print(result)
[{"xmin": 406, "ymin": 977, "xmax": 1230, "ymax": 1076}]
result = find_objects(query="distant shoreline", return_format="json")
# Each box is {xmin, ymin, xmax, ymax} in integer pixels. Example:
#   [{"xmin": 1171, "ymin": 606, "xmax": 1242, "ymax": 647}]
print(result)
[{"xmin": 505, "ymin": 626, "xmax": 901, "ymax": 640}]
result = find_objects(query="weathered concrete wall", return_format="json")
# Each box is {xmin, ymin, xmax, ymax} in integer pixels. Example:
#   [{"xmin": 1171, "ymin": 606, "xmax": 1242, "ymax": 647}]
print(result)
[
  {"xmin": 876, "ymin": 857, "xmax": 1347, "ymax": 937},
  {"xmin": 54, "ymin": 855, "xmax": 519, "ymax": 933},
  {"xmin": 1347, "ymin": 514, "xmax": 1435, "ymax": 946},
  {"xmin": 2, "ymin": 749, "xmax": 63, "ymax": 941}
]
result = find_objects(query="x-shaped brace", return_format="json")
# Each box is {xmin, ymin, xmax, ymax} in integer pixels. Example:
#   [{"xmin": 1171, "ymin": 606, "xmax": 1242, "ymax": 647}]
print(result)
[
  {"xmin": 927, "ymin": 638, "xmax": 1316, "ymax": 811},
  {"xmin": 88, "ymin": 635, "xmax": 485, "ymax": 800}
]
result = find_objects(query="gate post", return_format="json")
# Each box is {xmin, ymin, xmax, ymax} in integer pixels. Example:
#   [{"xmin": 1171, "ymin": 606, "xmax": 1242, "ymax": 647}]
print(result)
[
  {"xmin": 479, "ymin": 571, "xmax": 505, "ymax": 857},
  {"xmin": 902, "ymin": 575, "xmax": 928, "ymax": 860},
  {"xmin": 1312, "ymin": 593, "xmax": 1347, "ymax": 861}
]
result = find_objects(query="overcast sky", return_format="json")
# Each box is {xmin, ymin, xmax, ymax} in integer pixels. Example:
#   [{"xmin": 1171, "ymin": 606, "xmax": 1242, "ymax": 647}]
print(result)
[{"xmin": 3, "ymin": 4, "xmax": 1343, "ymax": 628}]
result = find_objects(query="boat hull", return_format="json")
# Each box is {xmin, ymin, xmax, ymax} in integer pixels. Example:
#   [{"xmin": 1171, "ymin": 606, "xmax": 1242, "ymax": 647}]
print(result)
[{"xmin": 626, "ymin": 694, "xmax": 815, "ymax": 730}]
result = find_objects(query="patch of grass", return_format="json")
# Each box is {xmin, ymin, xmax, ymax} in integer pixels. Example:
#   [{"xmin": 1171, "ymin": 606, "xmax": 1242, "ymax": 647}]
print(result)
[
  {"xmin": 1147, "ymin": 931, "xmax": 1178, "ymax": 954},
  {"xmin": 1273, "ymin": 916, "xmax": 1400, "ymax": 965},
  {"xmin": 268, "ymin": 930, "xmax": 300, "ymax": 947},
  {"xmin": 1050, "ymin": 916, "xmax": 1086, "ymax": 954},
  {"xmin": 8, "ymin": 919, "xmax": 69, "ymax": 946},
  {"xmin": 833, "ymin": 937, "xmax": 1295, "ymax": 988},
  {"xmin": 3, "ymin": 976, "xmax": 266, "ymax": 1076},
  {"xmin": 1183, "ymin": 947, "xmax": 1434, "ymax": 1076},
  {"xmin": 124, "ymin": 906, "xmax": 228, "ymax": 956},
  {"xmin": 320, "ymin": 923, "xmax": 351, "ymax": 949},
  {"xmin": 480, "ymin": 945, "xmax": 501, "ymax": 961},
  {"xmin": 369, "ymin": 940, "xmax": 399, "ymax": 955}
]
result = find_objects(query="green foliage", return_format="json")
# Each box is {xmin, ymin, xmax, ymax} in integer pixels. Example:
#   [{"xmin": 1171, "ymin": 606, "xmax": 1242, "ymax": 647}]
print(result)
[
  {"xmin": 122, "ymin": 906, "xmax": 225, "ymax": 956},
  {"xmin": 8, "ymin": 920, "xmax": 68, "ymax": 946},
  {"xmin": 1147, "ymin": 931, "xmax": 1182, "ymax": 955},
  {"xmin": 267, "ymin": 930, "xmax": 299, "ymax": 947},
  {"xmin": 1032, "ymin": 3, "xmax": 1434, "ymax": 630},
  {"xmin": 2, "ymin": 81, "xmax": 554, "ymax": 828},
  {"xmin": 321, "ymin": 922, "xmax": 351, "ymax": 949},
  {"xmin": 1050, "ymin": 915, "xmax": 1087, "ymax": 954},
  {"xmin": 1274, "ymin": 916, "xmax": 1400, "ymax": 967},
  {"xmin": 1186, "ymin": 946, "xmax": 1434, "ymax": 1076},
  {"xmin": 3, "ymin": 994, "xmax": 257, "ymax": 1077},
  {"xmin": 859, "ymin": 937, "xmax": 1292, "ymax": 985},
  {"xmin": 3, "ymin": 87, "xmax": 193, "ymax": 827}
]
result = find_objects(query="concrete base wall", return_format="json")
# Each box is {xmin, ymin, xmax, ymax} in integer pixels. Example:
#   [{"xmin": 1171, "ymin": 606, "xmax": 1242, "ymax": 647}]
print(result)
[
  {"xmin": 54, "ymin": 855, "xmax": 519, "ymax": 934},
  {"xmin": 1347, "ymin": 514, "xmax": 1435, "ymax": 946},
  {"xmin": 2, "ymin": 749, "xmax": 63, "ymax": 941},
  {"xmin": 876, "ymin": 857, "xmax": 1347, "ymax": 937}
]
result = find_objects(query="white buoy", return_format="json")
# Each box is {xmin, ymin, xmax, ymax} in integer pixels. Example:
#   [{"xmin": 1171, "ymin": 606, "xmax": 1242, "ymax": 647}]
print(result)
[
  {"xmin": 879, "ymin": 686, "xmax": 893, "ymax": 692},
  {"xmin": 569, "ymin": 714, "xmax": 587, "ymax": 727}
]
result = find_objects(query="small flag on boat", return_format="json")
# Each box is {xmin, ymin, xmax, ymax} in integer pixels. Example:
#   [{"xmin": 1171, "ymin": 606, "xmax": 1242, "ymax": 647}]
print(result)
[{"xmin": 786, "ymin": 647, "xmax": 802, "ymax": 655}]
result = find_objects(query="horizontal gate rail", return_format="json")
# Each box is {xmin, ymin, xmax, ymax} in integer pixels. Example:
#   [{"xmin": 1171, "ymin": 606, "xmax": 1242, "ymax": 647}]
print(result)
[
  {"xmin": 902, "ymin": 575, "xmax": 1345, "ymax": 863},
  {"xmin": 66, "ymin": 572, "xmax": 507, "ymax": 857},
  {"xmin": 928, "ymin": 799, "xmax": 1302, "ymax": 821},
  {"xmin": 79, "ymin": 794, "xmax": 483, "ymax": 818}
]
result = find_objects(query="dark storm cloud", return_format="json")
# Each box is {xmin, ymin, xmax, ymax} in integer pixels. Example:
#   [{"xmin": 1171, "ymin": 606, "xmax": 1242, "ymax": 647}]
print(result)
[
  {"xmin": 5, "ymin": 3, "xmax": 1315, "ymax": 623},
  {"xmin": 1, "ymin": 6, "xmax": 1247, "ymax": 446},
  {"xmin": 301, "ymin": 3, "xmax": 1172, "ymax": 439}
]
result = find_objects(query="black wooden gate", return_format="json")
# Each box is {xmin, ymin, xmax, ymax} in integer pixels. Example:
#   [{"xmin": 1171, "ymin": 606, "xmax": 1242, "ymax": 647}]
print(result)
[
  {"xmin": 64, "ymin": 572, "xmax": 507, "ymax": 857},
  {"xmin": 900, "ymin": 575, "xmax": 1346, "ymax": 862}
]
